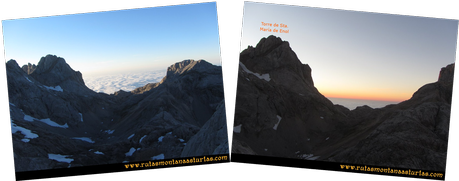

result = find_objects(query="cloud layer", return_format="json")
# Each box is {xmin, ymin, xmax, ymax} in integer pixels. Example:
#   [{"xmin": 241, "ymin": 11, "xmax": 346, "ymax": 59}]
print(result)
[{"xmin": 84, "ymin": 70, "xmax": 166, "ymax": 94}]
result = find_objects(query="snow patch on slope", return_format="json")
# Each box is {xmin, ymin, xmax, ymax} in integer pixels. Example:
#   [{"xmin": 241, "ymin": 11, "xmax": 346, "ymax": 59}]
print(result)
[
  {"xmin": 39, "ymin": 118, "xmax": 69, "ymax": 128},
  {"xmin": 140, "ymin": 135, "xmax": 147, "ymax": 143},
  {"xmin": 11, "ymin": 122, "xmax": 39, "ymax": 139},
  {"xmin": 157, "ymin": 132, "xmax": 172, "ymax": 143},
  {"xmin": 48, "ymin": 154, "xmax": 73, "ymax": 163},
  {"xmin": 72, "ymin": 137, "xmax": 95, "ymax": 143},
  {"xmin": 43, "ymin": 85, "xmax": 63, "ymax": 92},
  {"xmin": 273, "ymin": 115, "xmax": 282, "ymax": 130},
  {"xmin": 25, "ymin": 76, "xmax": 33, "ymax": 83},
  {"xmin": 239, "ymin": 62, "xmax": 270, "ymax": 81},
  {"xmin": 128, "ymin": 134, "xmax": 135, "ymax": 139},
  {"xmin": 233, "ymin": 124, "xmax": 242, "ymax": 133},
  {"xmin": 94, "ymin": 151, "xmax": 104, "ymax": 155},
  {"xmin": 104, "ymin": 130, "xmax": 115, "ymax": 134},
  {"xmin": 151, "ymin": 154, "xmax": 165, "ymax": 160},
  {"xmin": 23, "ymin": 113, "xmax": 68, "ymax": 128},
  {"xmin": 125, "ymin": 147, "xmax": 136, "ymax": 157},
  {"xmin": 298, "ymin": 154, "xmax": 320, "ymax": 160}
]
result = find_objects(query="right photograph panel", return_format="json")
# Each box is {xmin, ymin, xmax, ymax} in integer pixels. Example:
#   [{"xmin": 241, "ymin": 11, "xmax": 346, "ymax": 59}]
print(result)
[{"xmin": 232, "ymin": 2, "xmax": 458, "ymax": 180}]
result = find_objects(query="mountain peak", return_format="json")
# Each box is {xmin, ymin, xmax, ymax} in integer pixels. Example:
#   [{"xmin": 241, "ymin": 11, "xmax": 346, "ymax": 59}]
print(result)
[
  {"xmin": 21, "ymin": 63, "xmax": 37, "ymax": 75},
  {"xmin": 239, "ymin": 35, "xmax": 314, "ymax": 88},
  {"xmin": 254, "ymin": 35, "xmax": 286, "ymax": 56},
  {"xmin": 5, "ymin": 59, "xmax": 28, "ymax": 77},
  {"xmin": 6, "ymin": 59, "xmax": 20, "ymax": 69},
  {"xmin": 166, "ymin": 59, "xmax": 214, "ymax": 78},
  {"xmin": 31, "ymin": 54, "xmax": 85, "ymax": 87},
  {"xmin": 438, "ymin": 63, "xmax": 454, "ymax": 83},
  {"xmin": 167, "ymin": 59, "xmax": 197, "ymax": 75}
]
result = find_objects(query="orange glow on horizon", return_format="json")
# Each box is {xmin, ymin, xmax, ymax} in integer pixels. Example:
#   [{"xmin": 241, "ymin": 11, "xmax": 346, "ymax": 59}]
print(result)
[{"xmin": 322, "ymin": 92, "xmax": 409, "ymax": 102}]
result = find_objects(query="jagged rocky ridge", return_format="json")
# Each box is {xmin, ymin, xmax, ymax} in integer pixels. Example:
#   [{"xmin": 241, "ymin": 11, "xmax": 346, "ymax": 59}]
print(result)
[
  {"xmin": 232, "ymin": 35, "xmax": 453, "ymax": 171},
  {"xmin": 7, "ymin": 55, "xmax": 228, "ymax": 172}
]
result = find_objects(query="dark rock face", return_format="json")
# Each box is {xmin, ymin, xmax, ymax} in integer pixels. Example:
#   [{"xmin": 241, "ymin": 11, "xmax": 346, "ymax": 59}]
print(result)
[
  {"xmin": 233, "ymin": 35, "xmax": 348, "ymax": 158},
  {"xmin": 7, "ymin": 55, "xmax": 228, "ymax": 172},
  {"xmin": 330, "ymin": 103, "xmax": 450, "ymax": 170},
  {"xmin": 240, "ymin": 36, "xmax": 315, "ymax": 90},
  {"xmin": 31, "ymin": 55, "xmax": 86, "ymax": 87},
  {"xmin": 439, "ymin": 63, "xmax": 454, "ymax": 83},
  {"xmin": 181, "ymin": 100, "xmax": 229, "ymax": 157},
  {"xmin": 232, "ymin": 35, "xmax": 453, "ymax": 171}
]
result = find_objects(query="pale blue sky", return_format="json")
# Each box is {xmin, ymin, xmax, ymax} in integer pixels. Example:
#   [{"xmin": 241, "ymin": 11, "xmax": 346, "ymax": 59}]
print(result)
[
  {"xmin": 242, "ymin": 2, "xmax": 458, "ymax": 101},
  {"xmin": 2, "ymin": 2, "xmax": 221, "ymax": 77}
]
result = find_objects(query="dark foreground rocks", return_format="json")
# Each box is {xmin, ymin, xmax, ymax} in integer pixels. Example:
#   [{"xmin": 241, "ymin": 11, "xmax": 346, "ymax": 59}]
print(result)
[{"xmin": 329, "ymin": 63, "xmax": 453, "ymax": 171}]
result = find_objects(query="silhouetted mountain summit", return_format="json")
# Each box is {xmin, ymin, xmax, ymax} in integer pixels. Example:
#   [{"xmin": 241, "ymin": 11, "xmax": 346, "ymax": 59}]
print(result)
[
  {"xmin": 233, "ymin": 36, "xmax": 347, "ymax": 159},
  {"xmin": 241, "ymin": 35, "xmax": 314, "ymax": 89},
  {"xmin": 7, "ymin": 55, "xmax": 228, "ymax": 172},
  {"xmin": 232, "ymin": 35, "xmax": 454, "ymax": 171},
  {"xmin": 31, "ymin": 55, "xmax": 86, "ymax": 87},
  {"xmin": 166, "ymin": 59, "xmax": 217, "ymax": 78},
  {"xmin": 439, "ymin": 63, "xmax": 454, "ymax": 83}
]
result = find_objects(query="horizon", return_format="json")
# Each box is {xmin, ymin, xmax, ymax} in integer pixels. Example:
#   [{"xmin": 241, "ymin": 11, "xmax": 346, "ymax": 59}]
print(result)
[
  {"xmin": 325, "ymin": 95, "xmax": 403, "ymax": 103},
  {"xmin": 8, "ymin": 55, "xmax": 218, "ymax": 76},
  {"xmin": 2, "ymin": 2, "xmax": 221, "ymax": 79},
  {"xmin": 9, "ymin": 56, "xmax": 219, "ymax": 94},
  {"xmin": 327, "ymin": 97, "xmax": 399, "ymax": 110},
  {"xmin": 241, "ymin": 2, "xmax": 458, "ymax": 102}
]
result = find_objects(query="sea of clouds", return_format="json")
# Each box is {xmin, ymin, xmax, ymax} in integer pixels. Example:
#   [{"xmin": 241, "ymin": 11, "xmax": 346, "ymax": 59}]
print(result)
[{"xmin": 84, "ymin": 70, "xmax": 166, "ymax": 94}]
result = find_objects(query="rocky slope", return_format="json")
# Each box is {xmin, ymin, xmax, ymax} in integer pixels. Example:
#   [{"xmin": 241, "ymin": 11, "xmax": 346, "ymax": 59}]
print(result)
[
  {"xmin": 232, "ymin": 35, "xmax": 453, "ymax": 171},
  {"xmin": 7, "ymin": 55, "xmax": 228, "ymax": 172},
  {"xmin": 233, "ymin": 36, "xmax": 350, "ymax": 158},
  {"xmin": 328, "ymin": 63, "xmax": 454, "ymax": 171},
  {"xmin": 181, "ymin": 100, "xmax": 229, "ymax": 157}
]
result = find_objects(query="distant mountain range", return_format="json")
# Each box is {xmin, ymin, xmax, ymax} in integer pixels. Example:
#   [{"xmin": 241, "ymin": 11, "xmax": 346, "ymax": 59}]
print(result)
[
  {"xmin": 7, "ymin": 55, "xmax": 228, "ymax": 172},
  {"xmin": 232, "ymin": 35, "xmax": 454, "ymax": 171}
]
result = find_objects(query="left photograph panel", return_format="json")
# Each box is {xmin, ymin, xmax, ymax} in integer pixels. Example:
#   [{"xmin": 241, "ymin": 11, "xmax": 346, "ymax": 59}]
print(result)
[{"xmin": 2, "ymin": 2, "xmax": 229, "ymax": 180}]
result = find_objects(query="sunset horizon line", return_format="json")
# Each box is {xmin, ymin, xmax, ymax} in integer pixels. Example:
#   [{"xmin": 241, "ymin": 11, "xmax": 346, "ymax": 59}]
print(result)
[{"xmin": 324, "ymin": 95, "xmax": 405, "ymax": 103}]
